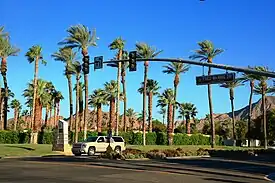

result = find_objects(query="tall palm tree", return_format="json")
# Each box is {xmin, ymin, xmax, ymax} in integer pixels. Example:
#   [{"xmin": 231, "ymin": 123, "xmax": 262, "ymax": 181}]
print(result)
[
  {"xmin": 109, "ymin": 37, "xmax": 125, "ymax": 135},
  {"xmin": 126, "ymin": 108, "xmax": 137, "ymax": 130},
  {"xmin": 136, "ymin": 42, "xmax": 162, "ymax": 145},
  {"xmin": 158, "ymin": 107, "xmax": 166, "ymax": 125},
  {"xmin": 220, "ymin": 80, "xmax": 243, "ymax": 145},
  {"xmin": 0, "ymin": 26, "xmax": 9, "ymax": 39},
  {"xmin": 102, "ymin": 80, "xmax": 118, "ymax": 133},
  {"xmin": 163, "ymin": 62, "xmax": 190, "ymax": 131},
  {"xmin": 43, "ymin": 82, "xmax": 55, "ymax": 127},
  {"xmin": 88, "ymin": 89, "xmax": 107, "ymax": 134},
  {"xmin": 189, "ymin": 40, "xmax": 224, "ymax": 148},
  {"xmin": 52, "ymin": 47, "xmax": 78, "ymax": 131},
  {"xmin": 138, "ymin": 79, "xmax": 160, "ymax": 132},
  {"xmin": 253, "ymin": 66, "xmax": 271, "ymax": 149},
  {"xmin": 0, "ymin": 38, "xmax": 20, "ymax": 130},
  {"xmin": 178, "ymin": 103, "xmax": 197, "ymax": 134},
  {"xmin": 157, "ymin": 88, "xmax": 176, "ymax": 145},
  {"xmin": 10, "ymin": 99, "xmax": 21, "ymax": 131},
  {"xmin": 25, "ymin": 45, "xmax": 46, "ymax": 135},
  {"xmin": 52, "ymin": 90, "xmax": 64, "ymax": 127},
  {"xmin": 121, "ymin": 51, "xmax": 129, "ymax": 132},
  {"xmin": 59, "ymin": 24, "xmax": 98, "ymax": 140},
  {"xmin": 240, "ymin": 67, "xmax": 261, "ymax": 147}
]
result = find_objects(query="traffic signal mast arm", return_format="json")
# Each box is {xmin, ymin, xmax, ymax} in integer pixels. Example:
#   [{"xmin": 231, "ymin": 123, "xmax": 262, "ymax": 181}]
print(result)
[{"xmin": 89, "ymin": 58, "xmax": 275, "ymax": 78}]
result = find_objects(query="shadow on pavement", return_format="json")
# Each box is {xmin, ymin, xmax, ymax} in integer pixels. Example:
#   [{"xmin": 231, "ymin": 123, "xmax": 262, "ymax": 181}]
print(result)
[
  {"xmin": 17, "ymin": 156, "xmax": 269, "ymax": 181},
  {"xmin": 203, "ymin": 177, "xmax": 249, "ymax": 183}
]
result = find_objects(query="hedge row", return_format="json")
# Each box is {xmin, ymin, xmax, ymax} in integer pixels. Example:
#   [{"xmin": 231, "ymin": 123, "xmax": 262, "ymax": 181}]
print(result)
[{"xmin": 0, "ymin": 130, "xmax": 223, "ymax": 146}]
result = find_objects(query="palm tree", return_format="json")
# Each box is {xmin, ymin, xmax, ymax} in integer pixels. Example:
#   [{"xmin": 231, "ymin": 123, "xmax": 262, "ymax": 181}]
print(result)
[
  {"xmin": 88, "ymin": 89, "xmax": 107, "ymax": 134},
  {"xmin": 240, "ymin": 67, "xmax": 261, "ymax": 147},
  {"xmin": 157, "ymin": 88, "xmax": 176, "ymax": 145},
  {"xmin": 59, "ymin": 24, "xmax": 98, "ymax": 140},
  {"xmin": 158, "ymin": 107, "xmax": 166, "ymax": 125},
  {"xmin": 23, "ymin": 79, "xmax": 48, "ymax": 134},
  {"xmin": 0, "ymin": 38, "xmax": 20, "ymax": 130},
  {"xmin": 121, "ymin": 51, "xmax": 129, "ymax": 132},
  {"xmin": 74, "ymin": 82, "xmax": 85, "ymax": 131},
  {"xmin": 25, "ymin": 45, "xmax": 46, "ymax": 135},
  {"xmin": 0, "ymin": 26, "xmax": 9, "ymax": 38},
  {"xmin": 52, "ymin": 90, "xmax": 64, "ymax": 127},
  {"xmin": 102, "ymin": 80, "xmax": 118, "ymax": 133},
  {"xmin": 136, "ymin": 42, "xmax": 162, "ymax": 145},
  {"xmin": 108, "ymin": 37, "xmax": 125, "ymax": 135},
  {"xmin": 253, "ymin": 66, "xmax": 271, "ymax": 149},
  {"xmin": 126, "ymin": 108, "xmax": 137, "ymax": 130},
  {"xmin": 178, "ymin": 103, "xmax": 197, "ymax": 134},
  {"xmin": 43, "ymin": 82, "xmax": 55, "ymax": 127},
  {"xmin": 163, "ymin": 62, "xmax": 190, "ymax": 131},
  {"xmin": 52, "ymin": 47, "xmax": 78, "ymax": 131},
  {"xmin": 138, "ymin": 79, "xmax": 160, "ymax": 132},
  {"xmin": 220, "ymin": 80, "xmax": 243, "ymax": 144},
  {"xmin": 10, "ymin": 99, "xmax": 21, "ymax": 131},
  {"xmin": 189, "ymin": 40, "xmax": 224, "ymax": 148}
]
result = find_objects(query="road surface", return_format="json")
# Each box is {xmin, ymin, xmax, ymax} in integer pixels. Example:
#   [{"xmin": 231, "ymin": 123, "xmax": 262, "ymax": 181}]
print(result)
[{"xmin": 0, "ymin": 156, "xmax": 271, "ymax": 183}]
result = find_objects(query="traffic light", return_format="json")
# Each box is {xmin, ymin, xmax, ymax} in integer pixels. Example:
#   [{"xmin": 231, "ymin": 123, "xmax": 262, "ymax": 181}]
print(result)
[
  {"xmin": 82, "ymin": 55, "xmax": 90, "ymax": 74},
  {"xmin": 129, "ymin": 51, "xmax": 137, "ymax": 72},
  {"xmin": 94, "ymin": 56, "xmax": 103, "ymax": 70}
]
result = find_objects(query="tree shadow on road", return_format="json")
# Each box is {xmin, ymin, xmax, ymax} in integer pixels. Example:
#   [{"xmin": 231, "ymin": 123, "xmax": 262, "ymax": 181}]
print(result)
[{"xmin": 203, "ymin": 178, "xmax": 249, "ymax": 183}]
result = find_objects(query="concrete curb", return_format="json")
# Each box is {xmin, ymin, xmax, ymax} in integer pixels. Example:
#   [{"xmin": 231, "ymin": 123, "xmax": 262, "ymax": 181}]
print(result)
[
  {"xmin": 165, "ymin": 155, "xmax": 210, "ymax": 160},
  {"xmin": 265, "ymin": 173, "xmax": 275, "ymax": 182}
]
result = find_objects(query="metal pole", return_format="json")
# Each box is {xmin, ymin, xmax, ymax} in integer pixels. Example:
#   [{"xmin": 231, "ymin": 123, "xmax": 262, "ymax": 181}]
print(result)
[{"xmin": 90, "ymin": 58, "xmax": 275, "ymax": 78}]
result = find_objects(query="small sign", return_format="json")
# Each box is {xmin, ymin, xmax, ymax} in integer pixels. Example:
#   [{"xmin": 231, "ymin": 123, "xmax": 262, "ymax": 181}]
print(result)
[
  {"xmin": 94, "ymin": 56, "xmax": 103, "ymax": 70},
  {"xmin": 196, "ymin": 73, "xmax": 235, "ymax": 85}
]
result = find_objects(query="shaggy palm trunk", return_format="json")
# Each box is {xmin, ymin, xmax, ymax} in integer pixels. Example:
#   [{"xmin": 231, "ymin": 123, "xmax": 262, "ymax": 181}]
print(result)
[
  {"xmin": 173, "ymin": 74, "xmax": 179, "ymax": 133},
  {"xmin": 44, "ymin": 105, "xmax": 49, "ymax": 127},
  {"xmin": 97, "ymin": 103, "xmax": 102, "ymax": 134},
  {"xmin": 31, "ymin": 57, "xmax": 39, "ymax": 133},
  {"xmin": 13, "ymin": 109, "xmax": 18, "ymax": 131},
  {"xmin": 75, "ymin": 75, "xmax": 80, "ymax": 143},
  {"xmin": 49, "ymin": 106, "xmax": 52, "ymax": 126},
  {"xmin": 57, "ymin": 102, "xmax": 60, "ymax": 123},
  {"xmin": 110, "ymin": 98, "xmax": 116, "ymax": 132},
  {"xmin": 230, "ymin": 88, "xmax": 236, "ymax": 146},
  {"xmin": 67, "ymin": 75, "xmax": 73, "ymax": 131},
  {"xmin": 53, "ymin": 103, "xmax": 57, "ymax": 127},
  {"xmin": 208, "ymin": 66, "xmax": 215, "ymax": 148},
  {"xmin": 122, "ymin": 68, "xmax": 127, "ymax": 132},
  {"xmin": 143, "ymin": 62, "xmax": 148, "ymax": 146},
  {"xmin": 248, "ymin": 81, "xmax": 254, "ymax": 147},
  {"xmin": 1, "ymin": 58, "xmax": 8, "ymax": 130},
  {"xmin": 262, "ymin": 87, "xmax": 267, "ymax": 149},
  {"xmin": 186, "ymin": 116, "xmax": 191, "ymax": 134},
  {"xmin": 34, "ymin": 99, "xmax": 42, "ymax": 132},
  {"xmin": 148, "ymin": 92, "xmax": 153, "ymax": 132},
  {"xmin": 167, "ymin": 104, "xmax": 173, "ymax": 145}
]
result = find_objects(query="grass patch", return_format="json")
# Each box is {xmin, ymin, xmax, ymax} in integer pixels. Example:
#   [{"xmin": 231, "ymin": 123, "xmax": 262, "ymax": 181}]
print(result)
[
  {"xmin": 126, "ymin": 145, "xmax": 257, "ymax": 152},
  {"xmin": 0, "ymin": 144, "xmax": 58, "ymax": 157}
]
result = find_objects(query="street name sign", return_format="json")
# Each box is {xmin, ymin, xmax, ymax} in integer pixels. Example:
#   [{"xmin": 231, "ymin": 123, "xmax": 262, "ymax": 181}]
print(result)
[{"xmin": 196, "ymin": 73, "xmax": 235, "ymax": 85}]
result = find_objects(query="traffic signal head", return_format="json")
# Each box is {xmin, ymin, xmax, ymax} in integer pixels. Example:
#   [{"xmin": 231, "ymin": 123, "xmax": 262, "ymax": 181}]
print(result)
[
  {"xmin": 82, "ymin": 55, "xmax": 90, "ymax": 74},
  {"xmin": 129, "ymin": 51, "xmax": 137, "ymax": 72},
  {"xmin": 94, "ymin": 56, "xmax": 103, "ymax": 70}
]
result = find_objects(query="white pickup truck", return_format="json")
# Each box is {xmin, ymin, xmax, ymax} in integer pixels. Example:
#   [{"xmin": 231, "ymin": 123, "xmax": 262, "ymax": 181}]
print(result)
[{"xmin": 71, "ymin": 136, "xmax": 126, "ymax": 156}]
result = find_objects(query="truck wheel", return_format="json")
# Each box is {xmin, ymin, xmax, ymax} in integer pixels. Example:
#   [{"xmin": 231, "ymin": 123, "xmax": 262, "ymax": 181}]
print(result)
[
  {"xmin": 88, "ymin": 147, "xmax": 96, "ymax": 156},
  {"xmin": 114, "ymin": 146, "xmax": 121, "ymax": 154}
]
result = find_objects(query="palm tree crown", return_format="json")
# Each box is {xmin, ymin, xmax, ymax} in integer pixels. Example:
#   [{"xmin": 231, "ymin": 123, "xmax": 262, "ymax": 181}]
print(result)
[
  {"xmin": 88, "ymin": 89, "xmax": 107, "ymax": 107},
  {"xmin": 163, "ymin": 62, "xmax": 190, "ymax": 77},
  {"xmin": 138, "ymin": 79, "xmax": 161, "ymax": 95},
  {"xmin": 0, "ymin": 38, "xmax": 20, "ymax": 59},
  {"xmin": 157, "ymin": 88, "xmax": 176, "ymax": 107},
  {"xmin": 25, "ymin": 45, "xmax": 46, "ymax": 65},
  {"xmin": 135, "ymin": 42, "xmax": 163, "ymax": 60}
]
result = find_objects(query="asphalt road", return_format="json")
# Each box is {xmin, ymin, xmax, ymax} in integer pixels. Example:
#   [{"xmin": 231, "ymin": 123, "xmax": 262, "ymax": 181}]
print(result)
[{"xmin": 0, "ymin": 157, "xmax": 271, "ymax": 183}]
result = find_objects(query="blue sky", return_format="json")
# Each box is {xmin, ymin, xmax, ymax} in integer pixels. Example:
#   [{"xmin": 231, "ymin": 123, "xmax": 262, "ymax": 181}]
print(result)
[{"xmin": 2, "ymin": 0, "xmax": 275, "ymax": 121}]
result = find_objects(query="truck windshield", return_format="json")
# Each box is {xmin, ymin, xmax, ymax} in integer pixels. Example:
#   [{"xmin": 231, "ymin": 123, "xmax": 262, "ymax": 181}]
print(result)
[{"xmin": 84, "ymin": 137, "xmax": 97, "ymax": 142}]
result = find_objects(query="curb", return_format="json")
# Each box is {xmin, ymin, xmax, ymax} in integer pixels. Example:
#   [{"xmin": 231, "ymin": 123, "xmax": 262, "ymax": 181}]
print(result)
[{"xmin": 165, "ymin": 155, "xmax": 210, "ymax": 160}]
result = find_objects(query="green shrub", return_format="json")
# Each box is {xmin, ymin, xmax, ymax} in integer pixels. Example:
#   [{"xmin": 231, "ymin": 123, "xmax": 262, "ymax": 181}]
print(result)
[
  {"xmin": 173, "ymin": 134, "xmax": 190, "ymax": 145},
  {"xmin": 132, "ymin": 132, "xmax": 143, "ymax": 145},
  {"xmin": 119, "ymin": 132, "xmax": 133, "ymax": 145},
  {"xmin": 146, "ymin": 132, "xmax": 157, "ymax": 145},
  {"xmin": 0, "ymin": 131, "xmax": 19, "ymax": 144},
  {"xmin": 156, "ymin": 132, "xmax": 167, "ymax": 145}
]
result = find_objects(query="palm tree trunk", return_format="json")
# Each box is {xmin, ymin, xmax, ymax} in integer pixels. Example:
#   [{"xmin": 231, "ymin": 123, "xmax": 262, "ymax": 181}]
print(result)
[
  {"xmin": 186, "ymin": 116, "xmax": 191, "ymax": 134},
  {"xmin": 75, "ymin": 75, "xmax": 80, "ymax": 143},
  {"xmin": 143, "ymin": 63, "xmax": 148, "ymax": 146},
  {"xmin": 67, "ymin": 75, "xmax": 73, "ymax": 132},
  {"xmin": 122, "ymin": 71, "xmax": 127, "ymax": 132},
  {"xmin": 31, "ymin": 57, "xmax": 39, "ymax": 134},
  {"xmin": 167, "ymin": 104, "xmax": 173, "ymax": 145},
  {"xmin": 262, "ymin": 90, "xmax": 267, "ymax": 149},
  {"xmin": 57, "ymin": 102, "xmax": 60, "ymax": 123},
  {"xmin": 53, "ymin": 103, "xmax": 57, "ymax": 128},
  {"xmin": 1, "ymin": 71, "xmax": 8, "ymax": 130},
  {"xmin": 162, "ymin": 113, "xmax": 165, "ymax": 125},
  {"xmin": 0, "ymin": 86, "xmax": 2, "ymax": 130},
  {"xmin": 44, "ymin": 104, "xmax": 49, "ymax": 127},
  {"xmin": 248, "ymin": 81, "xmax": 254, "ymax": 147},
  {"xmin": 13, "ymin": 109, "xmax": 17, "ymax": 131},
  {"xmin": 49, "ymin": 106, "xmax": 52, "ymax": 127},
  {"xmin": 230, "ymin": 88, "xmax": 236, "ymax": 146},
  {"xmin": 116, "ymin": 62, "xmax": 121, "ymax": 135},
  {"xmin": 83, "ymin": 73, "xmax": 89, "ymax": 140},
  {"xmin": 173, "ymin": 74, "xmax": 179, "ymax": 133},
  {"xmin": 148, "ymin": 92, "xmax": 153, "ymax": 132},
  {"xmin": 97, "ymin": 104, "xmax": 102, "ymax": 134},
  {"xmin": 79, "ymin": 85, "xmax": 84, "ymax": 131},
  {"xmin": 208, "ymin": 66, "xmax": 215, "ymax": 148},
  {"xmin": 110, "ymin": 98, "xmax": 116, "ymax": 132}
]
